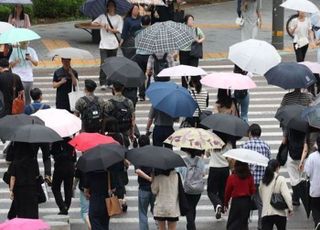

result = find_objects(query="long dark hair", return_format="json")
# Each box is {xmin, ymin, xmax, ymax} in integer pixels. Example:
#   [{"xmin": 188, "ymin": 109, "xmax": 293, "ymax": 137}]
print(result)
[
  {"xmin": 262, "ymin": 159, "xmax": 280, "ymax": 186},
  {"xmin": 189, "ymin": 76, "xmax": 202, "ymax": 94},
  {"xmin": 126, "ymin": 4, "xmax": 139, "ymax": 18},
  {"xmin": 216, "ymin": 89, "xmax": 233, "ymax": 108},
  {"xmin": 12, "ymin": 4, "xmax": 25, "ymax": 20},
  {"xmin": 213, "ymin": 131, "xmax": 237, "ymax": 149},
  {"xmin": 234, "ymin": 161, "xmax": 251, "ymax": 179}
]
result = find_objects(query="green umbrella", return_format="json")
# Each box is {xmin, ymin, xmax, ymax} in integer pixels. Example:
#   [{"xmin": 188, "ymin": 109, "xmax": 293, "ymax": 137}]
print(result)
[{"xmin": 0, "ymin": 28, "xmax": 41, "ymax": 44}]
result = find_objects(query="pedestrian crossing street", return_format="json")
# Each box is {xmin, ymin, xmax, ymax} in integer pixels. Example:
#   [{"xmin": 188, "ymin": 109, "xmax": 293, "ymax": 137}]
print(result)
[{"xmin": 0, "ymin": 64, "xmax": 311, "ymax": 229}]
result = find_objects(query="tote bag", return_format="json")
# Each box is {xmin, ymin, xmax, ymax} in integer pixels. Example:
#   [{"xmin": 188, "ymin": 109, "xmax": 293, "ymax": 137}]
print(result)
[
  {"xmin": 105, "ymin": 172, "xmax": 122, "ymax": 217},
  {"xmin": 68, "ymin": 82, "xmax": 84, "ymax": 111}
]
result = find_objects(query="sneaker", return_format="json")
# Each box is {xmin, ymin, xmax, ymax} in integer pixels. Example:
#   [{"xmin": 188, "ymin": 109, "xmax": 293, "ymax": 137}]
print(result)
[
  {"xmin": 215, "ymin": 205, "xmax": 222, "ymax": 220},
  {"xmin": 139, "ymin": 96, "xmax": 145, "ymax": 101},
  {"xmin": 292, "ymin": 200, "xmax": 300, "ymax": 206},
  {"xmin": 315, "ymin": 222, "xmax": 320, "ymax": 230},
  {"xmin": 100, "ymin": 85, "xmax": 106, "ymax": 91}
]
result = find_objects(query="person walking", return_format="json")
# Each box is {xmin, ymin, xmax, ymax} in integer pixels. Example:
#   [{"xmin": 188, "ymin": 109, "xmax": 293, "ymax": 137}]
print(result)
[
  {"xmin": 92, "ymin": 0, "xmax": 123, "ymax": 90},
  {"xmin": 52, "ymin": 58, "xmax": 78, "ymax": 112},
  {"xmin": 50, "ymin": 137, "xmax": 77, "ymax": 215},
  {"xmin": 8, "ymin": 4, "xmax": 31, "ymax": 28},
  {"xmin": 215, "ymin": 89, "xmax": 239, "ymax": 117},
  {"xmin": 146, "ymin": 52, "xmax": 174, "ymax": 83},
  {"xmin": 304, "ymin": 136, "xmax": 320, "ymax": 230},
  {"xmin": 242, "ymin": 124, "xmax": 271, "ymax": 230},
  {"xmin": 241, "ymin": 0, "xmax": 262, "ymax": 41},
  {"xmin": 152, "ymin": 168, "xmax": 180, "ymax": 230},
  {"xmin": 259, "ymin": 159, "xmax": 293, "ymax": 230},
  {"xmin": 224, "ymin": 161, "xmax": 256, "ymax": 230},
  {"xmin": 75, "ymin": 79, "xmax": 105, "ymax": 133},
  {"xmin": 289, "ymin": 11, "xmax": 315, "ymax": 62},
  {"xmin": 9, "ymin": 41, "xmax": 39, "ymax": 105},
  {"xmin": 177, "ymin": 148, "xmax": 205, "ymax": 230},
  {"xmin": 179, "ymin": 15, "xmax": 205, "ymax": 88}
]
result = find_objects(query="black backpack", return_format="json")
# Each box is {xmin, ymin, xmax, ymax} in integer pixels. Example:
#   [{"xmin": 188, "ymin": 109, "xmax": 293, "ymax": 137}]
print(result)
[
  {"xmin": 152, "ymin": 53, "xmax": 169, "ymax": 81},
  {"xmin": 108, "ymin": 98, "xmax": 133, "ymax": 132},
  {"xmin": 288, "ymin": 129, "xmax": 305, "ymax": 160},
  {"xmin": 81, "ymin": 96, "xmax": 103, "ymax": 133}
]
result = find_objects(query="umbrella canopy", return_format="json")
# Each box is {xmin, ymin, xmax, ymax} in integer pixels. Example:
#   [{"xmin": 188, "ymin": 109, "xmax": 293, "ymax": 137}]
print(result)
[
  {"xmin": 200, "ymin": 114, "xmax": 249, "ymax": 137},
  {"xmin": 157, "ymin": 65, "xmax": 207, "ymax": 78},
  {"xmin": 223, "ymin": 148, "xmax": 269, "ymax": 167},
  {"xmin": 228, "ymin": 39, "xmax": 281, "ymax": 75},
  {"xmin": 128, "ymin": 0, "xmax": 165, "ymax": 5},
  {"xmin": 281, "ymin": 0, "xmax": 319, "ymax": 13},
  {"xmin": 76, "ymin": 143, "xmax": 126, "ymax": 173},
  {"xmin": 0, "ymin": 0, "xmax": 32, "ymax": 4},
  {"xmin": 0, "ymin": 28, "xmax": 41, "ymax": 44},
  {"xmin": 102, "ymin": 56, "xmax": 146, "ymax": 87},
  {"xmin": 126, "ymin": 145, "xmax": 186, "ymax": 170},
  {"xmin": 32, "ymin": 108, "xmax": 82, "ymax": 138},
  {"xmin": 0, "ymin": 22, "xmax": 14, "ymax": 34},
  {"xmin": 146, "ymin": 82, "xmax": 197, "ymax": 117},
  {"xmin": 302, "ymin": 105, "xmax": 320, "ymax": 129},
  {"xmin": 200, "ymin": 72, "xmax": 257, "ymax": 90},
  {"xmin": 135, "ymin": 21, "xmax": 194, "ymax": 54},
  {"xmin": 69, "ymin": 133, "xmax": 118, "ymax": 152},
  {"xmin": 8, "ymin": 124, "xmax": 62, "ymax": 143},
  {"xmin": 49, "ymin": 47, "xmax": 94, "ymax": 60},
  {"xmin": 0, "ymin": 114, "xmax": 44, "ymax": 141},
  {"xmin": 311, "ymin": 12, "xmax": 320, "ymax": 27},
  {"xmin": 275, "ymin": 105, "xmax": 308, "ymax": 132},
  {"xmin": 0, "ymin": 218, "xmax": 50, "ymax": 230},
  {"xmin": 164, "ymin": 128, "xmax": 225, "ymax": 150},
  {"xmin": 80, "ymin": 0, "xmax": 132, "ymax": 18},
  {"xmin": 299, "ymin": 61, "xmax": 320, "ymax": 74},
  {"xmin": 264, "ymin": 62, "xmax": 316, "ymax": 89}
]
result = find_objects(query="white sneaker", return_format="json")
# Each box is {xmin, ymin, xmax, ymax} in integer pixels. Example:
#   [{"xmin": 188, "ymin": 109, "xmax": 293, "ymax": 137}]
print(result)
[
  {"xmin": 215, "ymin": 204, "xmax": 222, "ymax": 220},
  {"xmin": 100, "ymin": 85, "xmax": 106, "ymax": 90}
]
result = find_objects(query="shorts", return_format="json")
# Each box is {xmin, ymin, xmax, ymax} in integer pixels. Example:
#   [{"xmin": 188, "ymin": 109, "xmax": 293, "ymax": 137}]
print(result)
[{"xmin": 154, "ymin": 217, "xmax": 179, "ymax": 222}]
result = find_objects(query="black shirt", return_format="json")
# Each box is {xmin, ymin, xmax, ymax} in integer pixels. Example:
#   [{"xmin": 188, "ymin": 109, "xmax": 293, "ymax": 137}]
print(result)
[
  {"xmin": 50, "ymin": 137, "xmax": 76, "ymax": 165},
  {"xmin": 136, "ymin": 166, "xmax": 153, "ymax": 192},
  {"xmin": 85, "ymin": 171, "xmax": 108, "ymax": 197},
  {"xmin": 0, "ymin": 71, "xmax": 24, "ymax": 118},
  {"xmin": 53, "ymin": 67, "xmax": 78, "ymax": 111}
]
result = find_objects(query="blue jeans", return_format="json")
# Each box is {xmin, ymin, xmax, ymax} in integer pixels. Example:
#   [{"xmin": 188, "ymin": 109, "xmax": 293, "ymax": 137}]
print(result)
[
  {"xmin": 237, "ymin": 93, "xmax": 249, "ymax": 123},
  {"xmin": 138, "ymin": 189, "xmax": 155, "ymax": 230},
  {"xmin": 80, "ymin": 191, "xmax": 89, "ymax": 222}
]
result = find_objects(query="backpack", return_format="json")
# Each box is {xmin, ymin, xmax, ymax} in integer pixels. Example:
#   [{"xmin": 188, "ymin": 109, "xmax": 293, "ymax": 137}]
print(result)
[
  {"xmin": 183, "ymin": 157, "xmax": 205, "ymax": 194},
  {"xmin": 81, "ymin": 96, "xmax": 103, "ymax": 133},
  {"xmin": 234, "ymin": 89, "xmax": 248, "ymax": 100},
  {"xmin": 0, "ymin": 90, "xmax": 4, "ymax": 118},
  {"xmin": 288, "ymin": 129, "xmax": 305, "ymax": 160},
  {"xmin": 108, "ymin": 98, "xmax": 133, "ymax": 133},
  {"xmin": 152, "ymin": 53, "xmax": 169, "ymax": 81}
]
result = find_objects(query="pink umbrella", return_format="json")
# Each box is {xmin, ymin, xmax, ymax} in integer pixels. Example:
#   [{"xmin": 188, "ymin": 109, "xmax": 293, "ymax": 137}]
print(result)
[
  {"xmin": 299, "ymin": 61, "xmax": 320, "ymax": 74},
  {"xmin": 0, "ymin": 218, "xmax": 50, "ymax": 230},
  {"xmin": 200, "ymin": 72, "xmax": 257, "ymax": 90}
]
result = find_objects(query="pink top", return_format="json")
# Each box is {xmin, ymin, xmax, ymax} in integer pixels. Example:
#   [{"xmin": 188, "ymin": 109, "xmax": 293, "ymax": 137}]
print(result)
[{"xmin": 8, "ymin": 13, "xmax": 31, "ymax": 28}]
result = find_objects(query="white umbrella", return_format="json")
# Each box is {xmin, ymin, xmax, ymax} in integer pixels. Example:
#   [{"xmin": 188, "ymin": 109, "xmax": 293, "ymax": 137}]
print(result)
[
  {"xmin": 281, "ymin": 0, "xmax": 319, "ymax": 13},
  {"xmin": 49, "ymin": 47, "xmax": 94, "ymax": 60},
  {"xmin": 0, "ymin": 0, "xmax": 33, "ymax": 4},
  {"xmin": 299, "ymin": 61, "xmax": 320, "ymax": 74},
  {"xmin": 223, "ymin": 148, "xmax": 269, "ymax": 167},
  {"xmin": 228, "ymin": 39, "xmax": 281, "ymax": 75},
  {"xmin": 0, "ymin": 22, "xmax": 14, "ymax": 34},
  {"xmin": 157, "ymin": 65, "xmax": 207, "ymax": 78},
  {"xmin": 32, "ymin": 108, "xmax": 82, "ymax": 138},
  {"xmin": 128, "ymin": 0, "xmax": 165, "ymax": 5}
]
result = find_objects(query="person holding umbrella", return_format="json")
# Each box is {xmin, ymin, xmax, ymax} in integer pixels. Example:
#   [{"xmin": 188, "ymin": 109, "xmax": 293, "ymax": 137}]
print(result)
[
  {"xmin": 215, "ymin": 89, "xmax": 239, "ymax": 117},
  {"xmin": 8, "ymin": 4, "xmax": 31, "ymax": 28}
]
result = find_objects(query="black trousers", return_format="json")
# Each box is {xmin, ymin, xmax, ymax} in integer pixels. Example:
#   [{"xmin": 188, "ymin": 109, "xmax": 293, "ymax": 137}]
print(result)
[
  {"xmin": 14, "ymin": 184, "xmax": 38, "ymax": 219},
  {"xmin": 261, "ymin": 215, "xmax": 287, "ymax": 230},
  {"xmin": 207, "ymin": 167, "xmax": 229, "ymax": 210},
  {"xmin": 52, "ymin": 163, "xmax": 74, "ymax": 212},
  {"xmin": 293, "ymin": 43, "xmax": 308, "ymax": 62},
  {"xmin": 89, "ymin": 194, "xmax": 110, "ymax": 230},
  {"xmin": 311, "ymin": 197, "xmax": 320, "ymax": 228},
  {"xmin": 132, "ymin": 54, "xmax": 150, "ymax": 98},
  {"xmin": 152, "ymin": 125, "xmax": 174, "ymax": 147},
  {"xmin": 179, "ymin": 50, "xmax": 199, "ymax": 88},
  {"xmin": 185, "ymin": 193, "xmax": 201, "ymax": 230},
  {"xmin": 99, "ymin": 49, "xmax": 118, "ymax": 86},
  {"xmin": 227, "ymin": 196, "xmax": 251, "ymax": 230}
]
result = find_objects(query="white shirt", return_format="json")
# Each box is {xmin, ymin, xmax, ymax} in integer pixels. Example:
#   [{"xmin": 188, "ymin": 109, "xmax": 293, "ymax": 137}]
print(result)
[
  {"xmin": 291, "ymin": 17, "xmax": 311, "ymax": 44},
  {"xmin": 9, "ymin": 47, "xmax": 38, "ymax": 82},
  {"xmin": 93, "ymin": 14, "xmax": 123, "ymax": 50},
  {"xmin": 304, "ymin": 151, "xmax": 320, "ymax": 198},
  {"xmin": 209, "ymin": 143, "xmax": 231, "ymax": 168}
]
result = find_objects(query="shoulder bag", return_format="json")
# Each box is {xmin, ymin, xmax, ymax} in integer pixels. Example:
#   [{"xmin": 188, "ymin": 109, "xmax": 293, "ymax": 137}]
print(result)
[
  {"xmin": 270, "ymin": 176, "xmax": 288, "ymax": 210},
  {"xmin": 105, "ymin": 171, "xmax": 122, "ymax": 217},
  {"xmin": 190, "ymin": 28, "xmax": 203, "ymax": 59},
  {"xmin": 11, "ymin": 76, "xmax": 24, "ymax": 114}
]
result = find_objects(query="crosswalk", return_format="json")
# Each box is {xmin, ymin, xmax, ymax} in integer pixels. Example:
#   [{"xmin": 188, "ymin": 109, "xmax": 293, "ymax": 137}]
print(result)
[{"xmin": 0, "ymin": 64, "xmax": 312, "ymax": 229}]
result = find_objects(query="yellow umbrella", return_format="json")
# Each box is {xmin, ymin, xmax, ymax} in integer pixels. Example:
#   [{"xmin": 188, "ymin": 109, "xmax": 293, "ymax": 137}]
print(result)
[{"xmin": 164, "ymin": 128, "xmax": 225, "ymax": 150}]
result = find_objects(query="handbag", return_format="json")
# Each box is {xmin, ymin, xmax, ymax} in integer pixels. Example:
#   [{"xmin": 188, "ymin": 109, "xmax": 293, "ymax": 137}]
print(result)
[
  {"xmin": 105, "ymin": 171, "xmax": 122, "ymax": 217},
  {"xmin": 68, "ymin": 81, "xmax": 84, "ymax": 112},
  {"xmin": 11, "ymin": 76, "xmax": 24, "ymax": 115},
  {"xmin": 270, "ymin": 176, "xmax": 288, "ymax": 210},
  {"xmin": 190, "ymin": 28, "xmax": 203, "ymax": 59},
  {"xmin": 177, "ymin": 172, "xmax": 190, "ymax": 216},
  {"xmin": 276, "ymin": 143, "xmax": 288, "ymax": 166},
  {"xmin": 106, "ymin": 14, "xmax": 121, "ymax": 44}
]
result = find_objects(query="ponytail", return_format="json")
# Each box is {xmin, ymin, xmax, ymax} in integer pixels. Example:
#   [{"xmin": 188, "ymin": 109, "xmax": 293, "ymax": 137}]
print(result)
[{"xmin": 262, "ymin": 159, "xmax": 280, "ymax": 186}]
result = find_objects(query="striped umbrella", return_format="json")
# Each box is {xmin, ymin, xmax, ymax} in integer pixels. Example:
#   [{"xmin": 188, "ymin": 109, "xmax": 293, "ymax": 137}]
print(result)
[{"xmin": 80, "ymin": 0, "xmax": 132, "ymax": 19}]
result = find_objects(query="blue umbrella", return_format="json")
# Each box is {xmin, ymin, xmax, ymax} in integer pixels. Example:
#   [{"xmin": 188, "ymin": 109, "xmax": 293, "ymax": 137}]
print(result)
[
  {"xmin": 80, "ymin": 0, "xmax": 132, "ymax": 19},
  {"xmin": 264, "ymin": 62, "xmax": 316, "ymax": 89},
  {"xmin": 146, "ymin": 82, "xmax": 197, "ymax": 118}
]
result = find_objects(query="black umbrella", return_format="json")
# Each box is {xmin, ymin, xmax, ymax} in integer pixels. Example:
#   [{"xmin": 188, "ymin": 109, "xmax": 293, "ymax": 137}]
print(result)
[
  {"xmin": 302, "ymin": 105, "xmax": 320, "ymax": 129},
  {"xmin": 275, "ymin": 105, "xmax": 308, "ymax": 132},
  {"xmin": 0, "ymin": 114, "xmax": 44, "ymax": 140},
  {"xmin": 126, "ymin": 146, "xmax": 186, "ymax": 170},
  {"xmin": 77, "ymin": 144, "xmax": 126, "ymax": 173},
  {"xmin": 200, "ymin": 114, "xmax": 249, "ymax": 137},
  {"xmin": 264, "ymin": 62, "xmax": 316, "ymax": 89},
  {"xmin": 8, "ymin": 124, "xmax": 62, "ymax": 143},
  {"xmin": 102, "ymin": 56, "xmax": 146, "ymax": 87}
]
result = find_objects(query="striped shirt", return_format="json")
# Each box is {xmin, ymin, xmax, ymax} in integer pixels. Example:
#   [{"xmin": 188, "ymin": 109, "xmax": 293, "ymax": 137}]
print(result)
[
  {"xmin": 189, "ymin": 88, "xmax": 209, "ymax": 117},
  {"xmin": 280, "ymin": 91, "xmax": 312, "ymax": 107}
]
